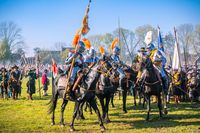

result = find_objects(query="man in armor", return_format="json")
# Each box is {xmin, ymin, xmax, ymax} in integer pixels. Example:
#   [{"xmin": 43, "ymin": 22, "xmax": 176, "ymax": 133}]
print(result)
[
  {"xmin": 65, "ymin": 41, "xmax": 85, "ymax": 99},
  {"xmin": 84, "ymin": 47, "xmax": 99, "ymax": 67},
  {"xmin": 110, "ymin": 46, "xmax": 125, "ymax": 90}
]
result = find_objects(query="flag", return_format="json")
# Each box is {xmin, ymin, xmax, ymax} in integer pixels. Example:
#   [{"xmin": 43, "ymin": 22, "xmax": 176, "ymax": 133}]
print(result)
[
  {"xmin": 172, "ymin": 31, "xmax": 181, "ymax": 70},
  {"xmin": 157, "ymin": 28, "xmax": 164, "ymax": 52},
  {"xmin": 51, "ymin": 59, "xmax": 58, "ymax": 78},
  {"xmin": 144, "ymin": 31, "xmax": 153, "ymax": 45},
  {"xmin": 81, "ymin": 0, "xmax": 91, "ymax": 35}
]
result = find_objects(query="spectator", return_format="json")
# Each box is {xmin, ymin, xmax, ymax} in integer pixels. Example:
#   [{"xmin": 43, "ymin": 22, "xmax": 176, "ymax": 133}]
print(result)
[{"xmin": 42, "ymin": 69, "xmax": 49, "ymax": 96}]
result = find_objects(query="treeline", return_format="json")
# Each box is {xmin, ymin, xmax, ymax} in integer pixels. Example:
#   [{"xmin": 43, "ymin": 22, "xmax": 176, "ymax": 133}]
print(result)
[{"xmin": 0, "ymin": 21, "xmax": 200, "ymax": 65}]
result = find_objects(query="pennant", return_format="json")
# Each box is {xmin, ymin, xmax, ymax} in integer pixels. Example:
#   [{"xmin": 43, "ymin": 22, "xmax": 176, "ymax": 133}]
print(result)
[
  {"xmin": 157, "ymin": 28, "xmax": 164, "ymax": 52},
  {"xmin": 72, "ymin": 30, "xmax": 80, "ymax": 47},
  {"xmin": 144, "ymin": 31, "xmax": 153, "ymax": 45},
  {"xmin": 81, "ymin": 0, "xmax": 91, "ymax": 35},
  {"xmin": 172, "ymin": 29, "xmax": 181, "ymax": 70}
]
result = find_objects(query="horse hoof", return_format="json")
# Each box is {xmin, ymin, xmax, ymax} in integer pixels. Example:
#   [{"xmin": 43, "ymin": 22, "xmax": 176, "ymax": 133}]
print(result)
[
  {"xmin": 70, "ymin": 127, "xmax": 75, "ymax": 132},
  {"xmin": 164, "ymin": 109, "xmax": 168, "ymax": 115},
  {"xmin": 60, "ymin": 123, "xmax": 65, "ymax": 127},
  {"xmin": 100, "ymin": 126, "xmax": 106, "ymax": 132},
  {"xmin": 51, "ymin": 122, "xmax": 55, "ymax": 126},
  {"xmin": 123, "ymin": 110, "xmax": 127, "ymax": 113},
  {"xmin": 105, "ymin": 119, "xmax": 111, "ymax": 123}
]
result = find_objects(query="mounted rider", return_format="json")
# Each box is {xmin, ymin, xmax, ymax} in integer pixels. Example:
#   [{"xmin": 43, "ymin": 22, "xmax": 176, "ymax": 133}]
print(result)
[
  {"xmin": 110, "ymin": 38, "xmax": 125, "ymax": 90},
  {"xmin": 65, "ymin": 40, "xmax": 86, "ymax": 99},
  {"xmin": 145, "ymin": 31, "xmax": 168, "ymax": 91},
  {"xmin": 84, "ymin": 47, "xmax": 99, "ymax": 67},
  {"xmin": 135, "ymin": 47, "xmax": 147, "ymax": 83}
]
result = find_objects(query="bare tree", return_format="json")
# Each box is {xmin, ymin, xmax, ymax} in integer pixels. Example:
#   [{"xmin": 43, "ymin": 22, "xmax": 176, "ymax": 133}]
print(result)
[
  {"xmin": 0, "ymin": 22, "xmax": 24, "ymax": 51},
  {"xmin": 0, "ymin": 22, "xmax": 24, "ymax": 63}
]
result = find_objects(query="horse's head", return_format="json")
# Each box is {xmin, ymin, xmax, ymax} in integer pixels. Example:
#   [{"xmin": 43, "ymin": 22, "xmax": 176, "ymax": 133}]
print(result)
[
  {"xmin": 97, "ymin": 55, "xmax": 113, "ymax": 76},
  {"xmin": 140, "ymin": 56, "xmax": 154, "ymax": 71}
]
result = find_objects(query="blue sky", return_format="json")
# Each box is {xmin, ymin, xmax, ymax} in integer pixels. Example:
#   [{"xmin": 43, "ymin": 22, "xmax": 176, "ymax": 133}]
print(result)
[{"xmin": 0, "ymin": 0, "xmax": 200, "ymax": 56}]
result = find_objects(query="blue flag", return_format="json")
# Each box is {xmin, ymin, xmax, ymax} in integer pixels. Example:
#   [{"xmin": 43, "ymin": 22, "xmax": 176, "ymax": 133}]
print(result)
[{"xmin": 158, "ymin": 28, "xmax": 164, "ymax": 52}]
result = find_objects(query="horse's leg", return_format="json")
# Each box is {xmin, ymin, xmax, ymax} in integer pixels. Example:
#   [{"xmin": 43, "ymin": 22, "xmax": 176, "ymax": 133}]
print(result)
[
  {"xmin": 145, "ymin": 94, "xmax": 150, "ymax": 121},
  {"xmin": 60, "ymin": 99, "xmax": 68, "ymax": 126},
  {"xmin": 105, "ymin": 95, "xmax": 111, "ymax": 123},
  {"xmin": 99, "ymin": 96, "xmax": 105, "ymax": 120},
  {"xmin": 111, "ymin": 93, "xmax": 115, "ymax": 107},
  {"xmin": 89, "ymin": 99, "xmax": 105, "ymax": 131},
  {"xmin": 157, "ymin": 94, "xmax": 163, "ymax": 119},
  {"xmin": 118, "ymin": 91, "xmax": 121, "ymax": 100},
  {"xmin": 142, "ymin": 93, "xmax": 146, "ymax": 108},
  {"xmin": 162, "ymin": 91, "xmax": 168, "ymax": 115},
  {"xmin": 5, "ymin": 85, "xmax": 8, "ymax": 100},
  {"xmin": 133, "ymin": 87, "xmax": 137, "ymax": 106},
  {"xmin": 122, "ymin": 90, "xmax": 127, "ymax": 113},
  {"xmin": 70, "ymin": 101, "xmax": 81, "ymax": 132},
  {"xmin": 12, "ymin": 88, "xmax": 15, "ymax": 100},
  {"xmin": 79, "ymin": 101, "xmax": 85, "ymax": 120},
  {"xmin": 51, "ymin": 93, "xmax": 59, "ymax": 126}
]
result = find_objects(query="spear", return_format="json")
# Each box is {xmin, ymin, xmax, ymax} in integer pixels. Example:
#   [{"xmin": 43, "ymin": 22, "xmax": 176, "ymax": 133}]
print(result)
[{"xmin": 63, "ymin": 0, "xmax": 91, "ymax": 99}]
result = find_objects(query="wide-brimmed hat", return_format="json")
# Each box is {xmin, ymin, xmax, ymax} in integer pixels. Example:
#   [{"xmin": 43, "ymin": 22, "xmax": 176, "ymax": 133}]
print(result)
[
  {"xmin": 138, "ymin": 47, "xmax": 147, "ymax": 52},
  {"xmin": 12, "ymin": 65, "xmax": 18, "ymax": 69}
]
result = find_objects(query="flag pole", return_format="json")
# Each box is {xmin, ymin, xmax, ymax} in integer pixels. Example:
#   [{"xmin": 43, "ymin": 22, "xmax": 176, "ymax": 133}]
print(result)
[{"xmin": 63, "ymin": 0, "xmax": 91, "ymax": 99}]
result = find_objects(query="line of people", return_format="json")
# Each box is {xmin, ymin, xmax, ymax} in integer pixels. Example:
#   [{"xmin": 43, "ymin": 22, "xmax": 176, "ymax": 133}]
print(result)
[{"xmin": 0, "ymin": 65, "xmax": 50, "ymax": 100}]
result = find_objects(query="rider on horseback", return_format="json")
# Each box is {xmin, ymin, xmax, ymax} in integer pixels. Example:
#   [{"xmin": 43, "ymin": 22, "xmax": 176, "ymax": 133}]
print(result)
[
  {"xmin": 110, "ymin": 45, "xmax": 125, "ymax": 91},
  {"xmin": 84, "ymin": 47, "xmax": 99, "ymax": 66},
  {"xmin": 65, "ymin": 41, "xmax": 86, "ymax": 100}
]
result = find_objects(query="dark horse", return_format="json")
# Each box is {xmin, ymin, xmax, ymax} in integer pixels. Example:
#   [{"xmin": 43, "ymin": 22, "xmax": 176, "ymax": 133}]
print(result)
[
  {"xmin": 140, "ymin": 57, "xmax": 167, "ymax": 121},
  {"xmin": 75, "ymin": 61, "xmax": 115, "ymax": 123},
  {"xmin": 48, "ymin": 58, "xmax": 113, "ymax": 132},
  {"xmin": 110, "ymin": 66, "xmax": 137, "ymax": 113}
]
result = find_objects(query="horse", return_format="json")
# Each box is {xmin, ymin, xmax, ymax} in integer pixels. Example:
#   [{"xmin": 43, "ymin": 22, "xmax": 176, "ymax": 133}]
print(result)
[
  {"xmin": 48, "ymin": 57, "xmax": 113, "ymax": 132},
  {"xmin": 75, "ymin": 61, "xmax": 115, "ymax": 123},
  {"xmin": 110, "ymin": 66, "xmax": 137, "ymax": 113},
  {"xmin": 139, "ymin": 57, "xmax": 167, "ymax": 121},
  {"xmin": 8, "ymin": 77, "xmax": 20, "ymax": 100}
]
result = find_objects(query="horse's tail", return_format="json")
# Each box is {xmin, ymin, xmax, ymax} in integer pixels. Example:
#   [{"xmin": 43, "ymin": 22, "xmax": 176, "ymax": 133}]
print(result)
[{"xmin": 47, "ymin": 89, "xmax": 58, "ymax": 114}]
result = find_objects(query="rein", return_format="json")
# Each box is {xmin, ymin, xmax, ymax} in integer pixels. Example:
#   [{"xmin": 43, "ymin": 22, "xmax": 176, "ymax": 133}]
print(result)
[{"xmin": 145, "ymin": 80, "xmax": 160, "ymax": 86}]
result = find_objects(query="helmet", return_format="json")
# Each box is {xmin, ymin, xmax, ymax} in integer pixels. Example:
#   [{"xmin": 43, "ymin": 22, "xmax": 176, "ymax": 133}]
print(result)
[
  {"xmin": 77, "ymin": 41, "xmax": 85, "ymax": 53},
  {"xmin": 146, "ymin": 43, "xmax": 155, "ymax": 51},
  {"xmin": 88, "ymin": 47, "xmax": 96, "ymax": 56},
  {"xmin": 112, "ymin": 46, "xmax": 120, "ymax": 55}
]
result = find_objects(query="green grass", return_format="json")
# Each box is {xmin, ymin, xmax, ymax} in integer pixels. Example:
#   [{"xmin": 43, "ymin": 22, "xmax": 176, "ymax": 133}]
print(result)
[{"xmin": 0, "ymin": 78, "xmax": 200, "ymax": 133}]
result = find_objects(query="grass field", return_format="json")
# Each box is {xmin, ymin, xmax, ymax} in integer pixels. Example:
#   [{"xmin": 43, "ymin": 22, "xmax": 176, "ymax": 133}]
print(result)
[{"xmin": 0, "ymin": 78, "xmax": 200, "ymax": 133}]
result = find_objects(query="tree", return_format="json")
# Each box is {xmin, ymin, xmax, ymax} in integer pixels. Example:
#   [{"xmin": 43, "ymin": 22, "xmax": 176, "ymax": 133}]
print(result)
[
  {"xmin": 0, "ymin": 21, "xmax": 24, "ymax": 63},
  {"xmin": 192, "ymin": 25, "xmax": 200, "ymax": 56},
  {"xmin": 0, "ymin": 39, "xmax": 11, "ymax": 64}
]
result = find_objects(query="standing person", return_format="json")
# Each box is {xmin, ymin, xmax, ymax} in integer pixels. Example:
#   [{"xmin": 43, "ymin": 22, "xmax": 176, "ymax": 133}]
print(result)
[
  {"xmin": 10, "ymin": 65, "xmax": 21, "ymax": 100},
  {"xmin": 42, "ymin": 69, "xmax": 49, "ymax": 96},
  {"xmin": 172, "ymin": 69, "xmax": 182, "ymax": 106},
  {"xmin": 26, "ymin": 68, "xmax": 37, "ymax": 100}
]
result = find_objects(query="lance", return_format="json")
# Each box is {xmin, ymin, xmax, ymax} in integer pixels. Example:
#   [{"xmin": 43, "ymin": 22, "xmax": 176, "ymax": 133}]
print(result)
[{"xmin": 63, "ymin": 0, "xmax": 91, "ymax": 99}]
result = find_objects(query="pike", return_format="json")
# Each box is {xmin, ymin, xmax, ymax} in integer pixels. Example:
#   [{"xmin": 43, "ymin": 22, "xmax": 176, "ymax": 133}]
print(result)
[
  {"xmin": 118, "ymin": 18, "xmax": 134, "ymax": 64},
  {"xmin": 63, "ymin": 0, "xmax": 92, "ymax": 99}
]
